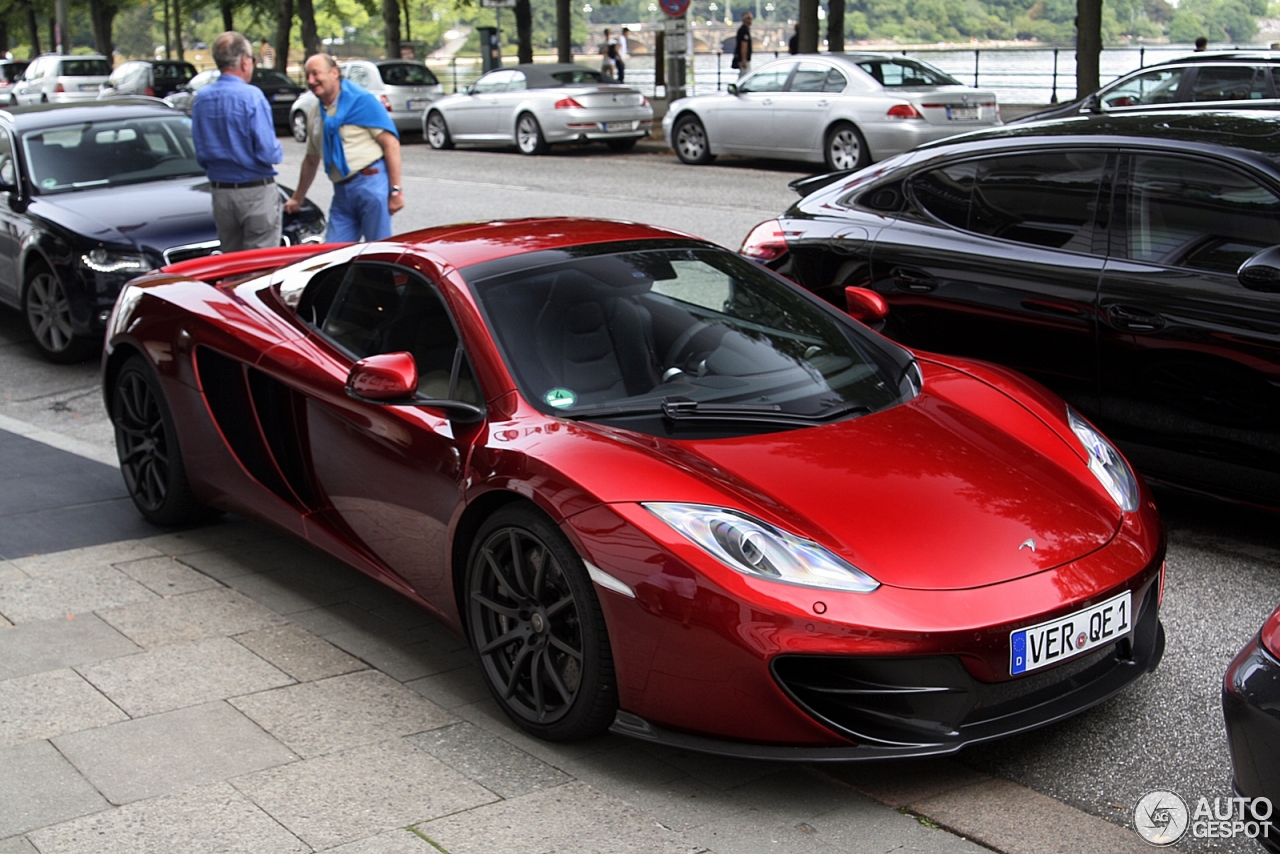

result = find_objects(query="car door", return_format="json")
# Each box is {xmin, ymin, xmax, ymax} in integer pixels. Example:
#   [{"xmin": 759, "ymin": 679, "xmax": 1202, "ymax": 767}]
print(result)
[
  {"xmin": 449, "ymin": 69, "xmax": 515, "ymax": 138},
  {"xmin": 868, "ymin": 148, "xmax": 1112, "ymax": 409},
  {"xmin": 1097, "ymin": 151, "xmax": 1280, "ymax": 503},
  {"xmin": 711, "ymin": 63, "xmax": 793, "ymax": 153},
  {"xmin": 266, "ymin": 259, "xmax": 485, "ymax": 605},
  {"xmin": 0, "ymin": 129, "xmax": 20, "ymax": 301},
  {"xmin": 771, "ymin": 61, "xmax": 844, "ymax": 157}
]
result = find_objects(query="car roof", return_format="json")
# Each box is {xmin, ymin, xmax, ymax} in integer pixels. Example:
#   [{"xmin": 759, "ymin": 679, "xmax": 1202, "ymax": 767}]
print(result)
[
  {"xmin": 0, "ymin": 99, "xmax": 180, "ymax": 131},
  {"xmin": 1146, "ymin": 50, "xmax": 1280, "ymax": 66}
]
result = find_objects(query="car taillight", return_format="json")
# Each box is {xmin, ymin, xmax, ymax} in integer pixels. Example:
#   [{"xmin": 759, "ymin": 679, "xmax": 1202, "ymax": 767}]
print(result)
[
  {"xmin": 55, "ymin": 82, "xmax": 65, "ymax": 93},
  {"xmin": 886, "ymin": 104, "xmax": 922, "ymax": 119},
  {"xmin": 555, "ymin": 97, "xmax": 584, "ymax": 110},
  {"xmin": 1262, "ymin": 604, "xmax": 1280, "ymax": 658},
  {"xmin": 642, "ymin": 96, "xmax": 649, "ymax": 106},
  {"xmin": 145, "ymin": 86, "xmax": 154, "ymax": 97},
  {"xmin": 740, "ymin": 219, "xmax": 789, "ymax": 262},
  {"xmin": 380, "ymin": 94, "xmax": 392, "ymax": 111}
]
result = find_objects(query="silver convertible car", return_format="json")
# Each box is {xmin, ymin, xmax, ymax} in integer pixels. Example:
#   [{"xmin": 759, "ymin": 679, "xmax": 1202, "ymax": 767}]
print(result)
[
  {"xmin": 424, "ymin": 63, "xmax": 653, "ymax": 155},
  {"xmin": 663, "ymin": 53, "xmax": 999, "ymax": 171}
]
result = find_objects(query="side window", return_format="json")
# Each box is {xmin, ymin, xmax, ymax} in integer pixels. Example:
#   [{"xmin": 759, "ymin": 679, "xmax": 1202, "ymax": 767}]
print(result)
[
  {"xmin": 740, "ymin": 66, "xmax": 791, "ymax": 93},
  {"xmin": 823, "ymin": 68, "xmax": 848, "ymax": 93},
  {"xmin": 911, "ymin": 161, "xmax": 977, "ymax": 230},
  {"xmin": 472, "ymin": 70, "xmax": 514, "ymax": 94},
  {"xmin": 1124, "ymin": 155, "xmax": 1280, "ymax": 274},
  {"xmin": 789, "ymin": 63, "xmax": 829, "ymax": 93},
  {"xmin": 1188, "ymin": 66, "xmax": 1272, "ymax": 102},
  {"xmin": 1100, "ymin": 68, "xmax": 1185, "ymax": 108},
  {"xmin": 0, "ymin": 132, "xmax": 14, "ymax": 186},
  {"xmin": 507, "ymin": 71, "xmax": 527, "ymax": 92}
]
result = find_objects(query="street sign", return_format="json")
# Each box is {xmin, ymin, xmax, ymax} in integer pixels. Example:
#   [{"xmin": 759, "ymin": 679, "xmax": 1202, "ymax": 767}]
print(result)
[
  {"xmin": 660, "ymin": 0, "xmax": 689, "ymax": 17},
  {"xmin": 664, "ymin": 16, "xmax": 687, "ymax": 53}
]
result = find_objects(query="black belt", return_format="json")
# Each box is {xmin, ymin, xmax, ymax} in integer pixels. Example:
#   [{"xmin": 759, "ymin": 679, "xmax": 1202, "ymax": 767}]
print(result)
[{"xmin": 210, "ymin": 178, "xmax": 274, "ymax": 189}]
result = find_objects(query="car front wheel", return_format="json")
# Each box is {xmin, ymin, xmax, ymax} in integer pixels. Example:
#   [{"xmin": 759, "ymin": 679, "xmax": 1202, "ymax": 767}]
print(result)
[
  {"xmin": 673, "ymin": 115, "xmax": 714, "ymax": 165},
  {"xmin": 426, "ymin": 110, "xmax": 454, "ymax": 150},
  {"xmin": 516, "ymin": 112, "xmax": 548, "ymax": 155},
  {"xmin": 825, "ymin": 121, "xmax": 869, "ymax": 172},
  {"xmin": 24, "ymin": 264, "xmax": 95, "ymax": 363}
]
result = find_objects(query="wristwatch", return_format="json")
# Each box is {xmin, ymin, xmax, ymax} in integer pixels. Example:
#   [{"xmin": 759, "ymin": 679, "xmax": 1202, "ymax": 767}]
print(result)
[{"xmin": 389, "ymin": 185, "xmax": 402, "ymax": 197}]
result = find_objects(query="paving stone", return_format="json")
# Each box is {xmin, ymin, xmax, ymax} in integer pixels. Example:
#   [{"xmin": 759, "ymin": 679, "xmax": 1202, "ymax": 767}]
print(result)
[
  {"xmin": 233, "ymin": 623, "xmax": 365, "ymax": 682},
  {"xmin": 178, "ymin": 538, "xmax": 343, "ymax": 583},
  {"xmin": 0, "ymin": 560, "xmax": 25, "ymax": 585},
  {"xmin": 25, "ymin": 781, "xmax": 308, "ymax": 854},
  {"xmin": 0, "ymin": 669, "xmax": 127, "ymax": 747},
  {"xmin": 453, "ymin": 696, "xmax": 620, "ymax": 767},
  {"xmin": 232, "ymin": 738, "xmax": 496, "ymax": 850},
  {"xmin": 0, "ymin": 836, "xmax": 38, "ymax": 854},
  {"xmin": 224, "ymin": 567, "xmax": 353, "ymax": 615},
  {"xmin": 326, "ymin": 627, "xmax": 475, "ymax": 682},
  {"xmin": 287, "ymin": 601, "xmax": 382, "ymax": 637},
  {"xmin": 229, "ymin": 669, "xmax": 454, "ymax": 758},
  {"xmin": 820, "ymin": 757, "xmax": 993, "ymax": 808},
  {"xmin": 53, "ymin": 702, "xmax": 297, "ymax": 805},
  {"xmin": 142, "ymin": 520, "xmax": 281, "ymax": 557},
  {"xmin": 0, "ymin": 566, "xmax": 157, "ymax": 624},
  {"xmin": 325, "ymin": 827, "xmax": 440, "ymax": 854},
  {"xmin": 9, "ymin": 541, "xmax": 164, "ymax": 578},
  {"xmin": 77, "ymin": 636, "xmax": 294, "ymax": 718},
  {"xmin": 408, "ymin": 721, "xmax": 572, "ymax": 798},
  {"xmin": 405, "ymin": 661, "xmax": 491, "ymax": 710},
  {"xmin": 0, "ymin": 740, "xmax": 109, "ymax": 838},
  {"xmin": 418, "ymin": 780, "xmax": 706, "ymax": 854},
  {"xmin": 96, "ymin": 587, "xmax": 286, "ymax": 648},
  {"xmin": 0, "ymin": 614, "xmax": 139, "ymax": 681},
  {"xmin": 111, "ymin": 555, "xmax": 221, "ymax": 597}
]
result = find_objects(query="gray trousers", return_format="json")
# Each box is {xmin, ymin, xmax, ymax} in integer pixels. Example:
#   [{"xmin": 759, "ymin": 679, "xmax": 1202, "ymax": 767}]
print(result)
[{"xmin": 211, "ymin": 182, "xmax": 282, "ymax": 253}]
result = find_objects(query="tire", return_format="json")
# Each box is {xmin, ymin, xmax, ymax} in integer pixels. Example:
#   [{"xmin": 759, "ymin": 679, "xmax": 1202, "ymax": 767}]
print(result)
[
  {"xmin": 466, "ymin": 504, "xmax": 617, "ymax": 741},
  {"xmin": 290, "ymin": 110, "xmax": 308, "ymax": 143},
  {"xmin": 515, "ymin": 112, "xmax": 548, "ymax": 155},
  {"xmin": 425, "ymin": 110, "xmax": 454, "ymax": 150},
  {"xmin": 23, "ymin": 264, "xmax": 95, "ymax": 363},
  {"xmin": 672, "ymin": 114, "xmax": 714, "ymax": 165},
  {"xmin": 606, "ymin": 137, "xmax": 638, "ymax": 152},
  {"xmin": 824, "ymin": 121, "xmax": 869, "ymax": 172},
  {"xmin": 110, "ymin": 355, "xmax": 209, "ymax": 526}
]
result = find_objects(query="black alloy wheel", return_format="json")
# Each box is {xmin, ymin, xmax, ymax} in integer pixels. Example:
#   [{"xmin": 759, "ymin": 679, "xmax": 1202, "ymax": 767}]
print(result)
[
  {"xmin": 24, "ymin": 264, "xmax": 94, "ymax": 363},
  {"xmin": 111, "ymin": 355, "xmax": 208, "ymax": 526},
  {"xmin": 466, "ymin": 504, "xmax": 617, "ymax": 740}
]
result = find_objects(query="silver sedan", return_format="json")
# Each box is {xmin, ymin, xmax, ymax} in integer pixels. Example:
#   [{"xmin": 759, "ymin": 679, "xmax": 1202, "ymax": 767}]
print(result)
[
  {"xmin": 289, "ymin": 59, "xmax": 444, "ymax": 141},
  {"xmin": 424, "ymin": 64, "xmax": 653, "ymax": 155},
  {"xmin": 663, "ymin": 53, "xmax": 1000, "ymax": 170}
]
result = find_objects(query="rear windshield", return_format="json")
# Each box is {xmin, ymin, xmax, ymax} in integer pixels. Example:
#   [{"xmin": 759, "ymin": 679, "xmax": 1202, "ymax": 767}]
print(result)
[
  {"xmin": 855, "ymin": 58, "xmax": 959, "ymax": 87},
  {"xmin": 549, "ymin": 68, "xmax": 603, "ymax": 85},
  {"xmin": 378, "ymin": 63, "xmax": 438, "ymax": 86},
  {"xmin": 153, "ymin": 62, "xmax": 195, "ymax": 82},
  {"xmin": 59, "ymin": 59, "xmax": 111, "ymax": 77}
]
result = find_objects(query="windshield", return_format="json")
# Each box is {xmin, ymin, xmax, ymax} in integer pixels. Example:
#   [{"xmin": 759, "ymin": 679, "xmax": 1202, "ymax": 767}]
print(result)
[
  {"xmin": 466, "ymin": 245, "xmax": 916, "ymax": 434},
  {"xmin": 23, "ymin": 115, "xmax": 201, "ymax": 194},
  {"xmin": 856, "ymin": 58, "xmax": 960, "ymax": 87},
  {"xmin": 378, "ymin": 62, "xmax": 438, "ymax": 86}
]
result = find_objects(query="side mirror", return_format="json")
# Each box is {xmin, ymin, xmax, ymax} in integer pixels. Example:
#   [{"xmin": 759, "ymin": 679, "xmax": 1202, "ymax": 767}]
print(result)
[
  {"xmin": 1084, "ymin": 93, "xmax": 1102, "ymax": 113},
  {"xmin": 347, "ymin": 351, "xmax": 417, "ymax": 401},
  {"xmin": 1238, "ymin": 245, "xmax": 1280, "ymax": 292},
  {"xmin": 727, "ymin": 83, "xmax": 738, "ymax": 95},
  {"xmin": 844, "ymin": 286, "xmax": 888, "ymax": 324}
]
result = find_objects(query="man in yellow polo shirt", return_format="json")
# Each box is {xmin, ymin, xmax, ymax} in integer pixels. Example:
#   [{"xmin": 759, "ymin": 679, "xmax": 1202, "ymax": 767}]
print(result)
[{"xmin": 284, "ymin": 54, "xmax": 404, "ymax": 241}]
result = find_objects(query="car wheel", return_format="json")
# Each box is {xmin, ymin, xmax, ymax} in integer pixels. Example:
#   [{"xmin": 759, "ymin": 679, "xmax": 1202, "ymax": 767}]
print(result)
[
  {"xmin": 23, "ymin": 264, "xmax": 94, "ymax": 363},
  {"xmin": 825, "ymin": 121, "xmax": 869, "ymax": 172},
  {"xmin": 516, "ymin": 112, "xmax": 548, "ymax": 155},
  {"xmin": 111, "ymin": 355, "xmax": 211, "ymax": 526},
  {"xmin": 466, "ymin": 504, "xmax": 617, "ymax": 741},
  {"xmin": 426, "ymin": 110, "xmax": 454, "ymax": 150},
  {"xmin": 39, "ymin": 93, "xmax": 47, "ymax": 103},
  {"xmin": 673, "ymin": 114, "xmax": 714, "ymax": 165},
  {"xmin": 290, "ymin": 110, "xmax": 308, "ymax": 143},
  {"xmin": 606, "ymin": 137, "xmax": 638, "ymax": 152}
]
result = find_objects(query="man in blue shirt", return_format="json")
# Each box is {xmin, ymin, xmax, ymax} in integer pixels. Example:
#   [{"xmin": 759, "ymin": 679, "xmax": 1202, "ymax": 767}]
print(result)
[{"xmin": 191, "ymin": 31, "xmax": 284, "ymax": 252}]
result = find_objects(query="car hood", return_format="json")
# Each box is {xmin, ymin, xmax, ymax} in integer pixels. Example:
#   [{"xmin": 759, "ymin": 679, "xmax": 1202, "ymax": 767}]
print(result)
[
  {"xmin": 30, "ymin": 176, "xmax": 217, "ymax": 255},
  {"xmin": 570, "ymin": 361, "xmax": 1120, "ymax": 591}
]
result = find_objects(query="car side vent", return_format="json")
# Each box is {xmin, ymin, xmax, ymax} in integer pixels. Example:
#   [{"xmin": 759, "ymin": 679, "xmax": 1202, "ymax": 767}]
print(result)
[
  {"xmin": 245, "ymin": 366, "xmax": 319, "ymax": 508},
  {"xmin": 194, "ymin": 346, "xmax": 299, "ymax": 509}
]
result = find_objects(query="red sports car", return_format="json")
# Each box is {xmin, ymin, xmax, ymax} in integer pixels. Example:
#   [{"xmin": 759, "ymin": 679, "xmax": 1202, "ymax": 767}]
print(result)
[{"xmin": 103, "ymin": 219, "xmax": 1166, "ymax": 758}]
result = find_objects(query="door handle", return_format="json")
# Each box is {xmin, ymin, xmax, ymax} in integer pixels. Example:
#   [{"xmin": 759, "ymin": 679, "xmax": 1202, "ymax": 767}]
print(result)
[
  {"xmin": 1021, "ymin": 298, "xmax": 1086, "ymax": 317},
  {"xmin": 891, "ymin": 268, "xmax": 937, "ymax": 292},
  {"xmin": 1106, "ymin": 304, "xmax": 1165, "ymax": 332},
  {"xmin": 761, "ymin": 98, "xmax": 772, "ymax": 105},
  {"xmin": 816, "ymin": 100, "xmax": 829, "ymax": 107}
]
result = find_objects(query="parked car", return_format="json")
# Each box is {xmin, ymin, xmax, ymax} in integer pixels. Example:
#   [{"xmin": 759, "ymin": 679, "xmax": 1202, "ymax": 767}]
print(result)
[
  {"xmin": 1223, "ymin": 602, "xmax": 1280, "ymax": 853},
  {"xmin": 424, "ymin": 63, "xmax": 652, "ymax": 155},
  {"xmin": 741, "ymin": 109, "xmax": 1280, "ymax": 507},
  {"xmin": 99, "ymin": 59, "xmax": 197, "ymax": 99},
  {"xmin": 1010, "ymin": 51, "xmax": 1280, "ymax": 125},
  {"xmin": 663, "ymin": 53, "xmax": 1000, "ymax": 171},
  {"xmin": 104, "ymin": 217, "xmax": 1164, "ymax": 756},
  {"xmin": 10, "ymin": 54, "xmax": 112, "ymax": 105},
  {"xmin": 0, "ymin": 60, "xmax": 29, "ymax": 102},
  {"xmin": 288, "ymin": 58, "xmax": 443, "ymax": 142},
  {"xmin": 165, "ymin": 67, "xmax": 304, "ymax": 128},
  {"xmin": 0, "ymin": 99, "xmax": 325, "ymax": 363}
]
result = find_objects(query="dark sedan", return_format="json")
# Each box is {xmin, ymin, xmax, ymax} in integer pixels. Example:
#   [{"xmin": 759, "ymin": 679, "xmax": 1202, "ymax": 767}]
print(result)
[
  {"xmin": 165, "ymin": 68, "xmax": 305, "ymax": 128},
  {"xmin": 1223, "ymin": 602, "xmax": 1280, "ymax": 852},
  {"xmin": 0, "ymin": 99, "xmax": 325, "ymax": 363},
  {"xmin": 741, "ymin": 110, "xmax": 1280, "ymax": 507}
]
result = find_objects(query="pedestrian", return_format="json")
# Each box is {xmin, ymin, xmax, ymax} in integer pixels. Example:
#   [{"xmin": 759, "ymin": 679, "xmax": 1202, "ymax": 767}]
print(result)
[
  {"xmin": 191, "ymin": 31, "xmax": 284, "ymax": 253},
  {"xmin": 284, "ymin": 54, "xmax": 403, "ymax": 243},
  {"xmin": 733, "ymin": 12, "xmax": 753, "ymax": 79},
  {"xmin": 617, "ymin": 27, "xmax": 631, "ymax": 82},
  {"xmin": 1194, "ymin": 36, "xmax": 1208, "ymax": 51},
  {"xmin": 788, "ymin": 26, "xmax": 799, "ymax": 55},
  {"xmin": 600, "ymin": 30, "xmax": 618, "ymax": 81},
  {"xmin": 259, "ymin": 39, "xmax": 276, "ymax": 69}
]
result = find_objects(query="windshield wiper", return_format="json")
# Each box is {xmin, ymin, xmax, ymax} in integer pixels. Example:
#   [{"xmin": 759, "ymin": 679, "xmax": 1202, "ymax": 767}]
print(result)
[{"xmin": 559, "ymin": 397, "xmax": 871, "ymax": 426}]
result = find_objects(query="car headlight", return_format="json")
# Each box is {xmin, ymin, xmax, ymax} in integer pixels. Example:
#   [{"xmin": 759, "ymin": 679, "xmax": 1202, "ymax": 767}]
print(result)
[
  {"xmin": 1067, "ymin": 408, "xmax": 1139, "ymax": 512},
  {"xmin": 644, "ymin": 502, "xmax": 879, "ymax": 593},
  {"xmin": 81, "ymin": 248, "xmax": 152, "ymax": 274}
]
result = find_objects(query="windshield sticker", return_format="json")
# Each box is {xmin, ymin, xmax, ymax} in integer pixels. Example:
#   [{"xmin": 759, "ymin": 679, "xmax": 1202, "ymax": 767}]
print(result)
[
  {"xmin": 545, "ymin": 388, "xmax": 576, "ymax": 409},
  {"xmin": 41, "ymin": 177, "xmax": 56, "ymax": 189}
]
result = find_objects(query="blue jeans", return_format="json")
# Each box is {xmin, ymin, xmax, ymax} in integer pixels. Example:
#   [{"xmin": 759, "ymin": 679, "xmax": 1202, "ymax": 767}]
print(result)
[{"xmin": 327, "ymin": 160, "xmax": 391, "ymax": 242}]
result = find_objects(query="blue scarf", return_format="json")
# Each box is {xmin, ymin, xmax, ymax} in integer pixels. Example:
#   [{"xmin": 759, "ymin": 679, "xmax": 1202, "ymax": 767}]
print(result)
[{"xmin": 322, "ymin": 79, "xmax": 399, "ymax": 178}]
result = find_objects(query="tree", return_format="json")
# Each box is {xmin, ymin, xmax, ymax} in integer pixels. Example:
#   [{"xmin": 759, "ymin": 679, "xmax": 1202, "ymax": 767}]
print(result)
[
  {"xmin": 1076, "ymin": 0, "xmax": 1102, "ymax": 97},
  {"xmin": 515, "ymin": 0, "xmax": 532, "ymax": 63},
  {"xmin": 273, "ymin": 0, "xmax": 292, "ymax": 69},
  {"xmin": 297, "ymin": 0, "xmax": 319, "ymax": 56},
  {"xmin": 384, "ymin": 0, "xmax": 399, "ymax": 58},
  {"xmin": 828, "ymin": 0, "xmax": 844, "ymax": 50},
  {"xmin": 797, "ymin": 0, "xmax": 818, "ymax": 51},
  {"xmin": 557, "ymin": 0, "xmax": 569, "ymax": 61},
  {"xmin": 87, "ymin": 0, "xmax": 121, "ymax": 56}
]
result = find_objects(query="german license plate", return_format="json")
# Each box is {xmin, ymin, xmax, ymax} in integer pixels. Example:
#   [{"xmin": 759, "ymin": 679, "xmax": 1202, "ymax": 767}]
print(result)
[
  {"xmin": 605, "ymin": 120, "xmax": 638, "ymax": 132},
  {"xmin": 273, "ymin": 93, "xmax": 295, "ymax": 102},
  {"xmin": 1010, "ymin": 590, "xmax": 1131, "ymax": 675},
  {"xmin": 948, "ymin": 105, "xmax": 979, "ymax": 121},
  {"xmin": 81, "ymin": 84, "xmax": 100, "ymax": 92},
  {"xmin": 408, "ymin": 100, "xmax": 428, "ymax": 110}
]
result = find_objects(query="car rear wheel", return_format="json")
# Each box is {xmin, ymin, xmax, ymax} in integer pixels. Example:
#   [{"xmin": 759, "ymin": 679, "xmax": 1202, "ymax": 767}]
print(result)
[
  {"xmin": 290, "ymin": 110, "xmax": 308, "ymax": 143},
  {"xmin": 606, "ymin": 137, "xmax": 638, "ymax": 152},
  {"xmin": 825, "ymin": 121, "xmax": 868, "ymax": 172},
  {"xmin": 673, "ymin": 115, "xmax": 714, "ymax": 165},
  {"xmin": 466, "ymin": 504, "xmax": 617, "ymax": 741},
  {"xmin": 516, "ymin": 112, "xmax": 548, "ymax": 155},
  {"xmin": 111, "ymin": 355, "xmax": 211, "ymax": 526},
  {"xmin": 24, "ymin": 264, "xmax": 95, "ymax": 363},
  {"xmin": 426, "ymin": 110, "xmax": 454, "ymax": 150}
]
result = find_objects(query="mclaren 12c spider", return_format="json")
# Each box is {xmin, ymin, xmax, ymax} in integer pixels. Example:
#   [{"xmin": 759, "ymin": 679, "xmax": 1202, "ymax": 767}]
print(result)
[{"xmin": 103, "ymin": 219, "xmax": 1166, "ymax": 759}]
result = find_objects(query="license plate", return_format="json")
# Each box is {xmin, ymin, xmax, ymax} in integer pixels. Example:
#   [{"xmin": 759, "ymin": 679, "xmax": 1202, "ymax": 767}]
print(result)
[
  {"xmin": 605, "ymin": 120, "xmax": 638, "ymax": 132},
  {"xmin": 407, "ymin": 100, "xmax": 428, "ymax": 110},
  {"xmin": 1010, "ymin": 590, "xmax": 1131, "ymax": 675},
  {"xmin": 80, "ymin": 84, "xmax": 100, "ymax": 92},
  {"xmin": 947, "ymin": 106, "xmax": 979, "ymax": 121},
  {"xmin": 273, "ymin": 92, "xmax": 294, "ymax": 102}
]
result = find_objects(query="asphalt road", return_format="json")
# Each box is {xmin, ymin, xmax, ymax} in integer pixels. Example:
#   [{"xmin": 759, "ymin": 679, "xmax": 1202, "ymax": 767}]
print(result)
[{"xmin": 1, "ymin": 134, "xmax": 1277, "ymax": 853}]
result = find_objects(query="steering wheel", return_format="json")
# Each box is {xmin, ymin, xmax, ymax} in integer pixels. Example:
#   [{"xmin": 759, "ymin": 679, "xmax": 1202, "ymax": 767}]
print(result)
[{"xmin": 664, "ymin": 321, "xmax": 719, "ymax": 376}]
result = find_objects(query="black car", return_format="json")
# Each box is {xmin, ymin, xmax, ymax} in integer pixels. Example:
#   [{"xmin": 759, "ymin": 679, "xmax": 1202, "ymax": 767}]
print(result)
[
  {"xmin": 99, "ymin": 60, "xmax": 198, "ymax": 99},
  {"xmin": 165, "ymin": 68, "xmax": 306, "ymax": 128},
  {"xmin": 1223, "ymin": 602, "xmax": 1280, "ymax": 852},
  {"xmin": 1010, "ymin": 52, "xmax": 1280, "ymax": 125},
  {"xmin": 0, "ymin": 99, "xmax": 325, "ymax": 363},
  {"xmin": 741, "ymin": 110, "xmax": 1280, "ymax": 506}
]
